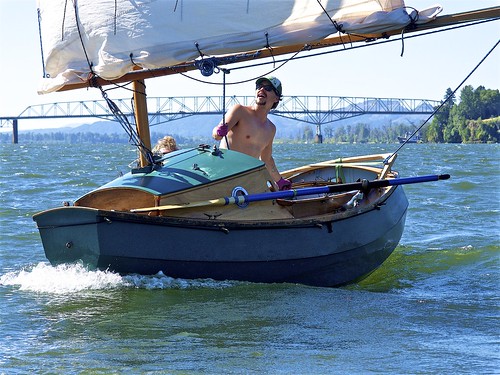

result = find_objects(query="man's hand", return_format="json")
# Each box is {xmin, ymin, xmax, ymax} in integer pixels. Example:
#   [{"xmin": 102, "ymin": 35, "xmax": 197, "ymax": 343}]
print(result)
[
  {"xmin": 213, "ymin": 123, "xmax": 229, "ymax": 139},
  {"xmin": 276, "ymin": 177, "xmax": 292, "ymax": 190}
]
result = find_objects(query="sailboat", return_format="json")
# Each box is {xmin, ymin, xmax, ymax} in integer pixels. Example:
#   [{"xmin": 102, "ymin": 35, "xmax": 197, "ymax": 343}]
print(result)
[{"xmin": 32, "ymin": 1, "xmax": 498, "ymax": 287}]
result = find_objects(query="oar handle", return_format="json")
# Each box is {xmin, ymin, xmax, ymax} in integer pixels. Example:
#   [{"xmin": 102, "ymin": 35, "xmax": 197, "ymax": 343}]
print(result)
[
  {"xmin": 387, "ymin": 173, "xmax": 450, "ymax": 186},
  {"xmin": 358, "ymin": 173, "xmax": 451, "ymax": 191}
]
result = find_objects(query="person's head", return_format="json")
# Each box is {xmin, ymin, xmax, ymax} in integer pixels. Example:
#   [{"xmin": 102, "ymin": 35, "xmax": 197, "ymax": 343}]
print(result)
[
  {"xmin": 153, "ymin": 135, "xmax": 178, "ymax": 154},
  {"xmin": 255, "ymin": 76, "xmax": 282, "ymax": 109}
]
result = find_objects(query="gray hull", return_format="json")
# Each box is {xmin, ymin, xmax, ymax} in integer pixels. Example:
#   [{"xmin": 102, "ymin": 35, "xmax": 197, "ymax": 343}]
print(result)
[{"xmin": 33, "ymin": 185, "xmax": 407, "ymax": 287}]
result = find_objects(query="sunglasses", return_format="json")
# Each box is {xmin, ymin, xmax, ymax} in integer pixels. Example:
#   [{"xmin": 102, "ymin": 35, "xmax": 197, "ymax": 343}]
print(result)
[{"xmin": 256, "ymin": 84, "xmax": 279, "ymax": 96}]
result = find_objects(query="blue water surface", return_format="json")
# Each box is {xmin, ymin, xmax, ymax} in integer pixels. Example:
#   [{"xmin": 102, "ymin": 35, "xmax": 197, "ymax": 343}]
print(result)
[{"xmin": 1, "ymin": 142, "xmax": 498, "ymax": 374}]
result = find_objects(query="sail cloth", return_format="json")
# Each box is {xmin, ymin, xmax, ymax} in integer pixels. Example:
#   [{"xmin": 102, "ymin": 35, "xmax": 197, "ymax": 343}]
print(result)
[{"xmin": 37, "ymin": 0, "xmax": 442, "ymax": 94}]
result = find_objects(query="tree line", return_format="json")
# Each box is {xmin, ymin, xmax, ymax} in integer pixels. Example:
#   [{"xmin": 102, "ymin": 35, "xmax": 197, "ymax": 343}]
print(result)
[
  {"xmin": 304, "ymin": 85, "xmax": 499, "ymax": 144},
  {"xmin": 0, "ymin": 131, "xmax": 208, "ymax": 146},
  {"xmin": 424, "ymin": 85, "xmax": 499, "ymax": 143}
]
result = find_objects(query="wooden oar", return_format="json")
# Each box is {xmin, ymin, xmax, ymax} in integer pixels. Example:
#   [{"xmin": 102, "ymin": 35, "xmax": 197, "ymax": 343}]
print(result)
[{"xmin": 131, "ymin": 174, "xmax": 450, "ymax": 213}]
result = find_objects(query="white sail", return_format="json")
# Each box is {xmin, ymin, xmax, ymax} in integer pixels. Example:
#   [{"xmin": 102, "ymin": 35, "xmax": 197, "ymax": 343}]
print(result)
[{"xmin": 37, "ymin": 0, "xmax": 441, "ymax": 94}]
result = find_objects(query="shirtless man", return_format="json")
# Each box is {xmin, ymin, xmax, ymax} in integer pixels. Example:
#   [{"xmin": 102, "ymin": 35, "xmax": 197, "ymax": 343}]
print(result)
[{"xmin": 212, "ymin": 76, "xmax": 292, "ymax": 190}]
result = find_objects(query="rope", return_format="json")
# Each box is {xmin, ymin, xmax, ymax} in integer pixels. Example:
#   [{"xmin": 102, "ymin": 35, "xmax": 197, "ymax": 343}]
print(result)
[
  {"xmin": 70, "ymin": 0, "xmax": 154, "ymax": 165},
  {"xmin": 335, "ymin": 163, "xmax": 345, "ymax": 183},
  {"xmin": 37, "ymin": 8, "xmax": 46, "ymax": 78},
  {"xmin": 221, "ymin": 69, "xmax": 230, "ymax": 150},
  {"xmin": 178, "ymin": 17, "xmax": 498, "ymax": 89},
  {"xmin": 388, "ymin": 38, "xmax": 500, "ymax": 160},
  {"xmin": 71, "ymin": 1, "xmax": 93, "ymax": 73},
  {"xmin": 265, "ymin": 32, "xmax": 276, "ymax": 67},
  {"xmin": 236, "ymin": 18, "xmax": 499, "ymax": 74},
  {"xmin": 400, "ymin": 7, "xmax": 419, "ymax": 57},
  {"xmin": 315, "ymin": 0, "xmax": 341, "ymax": 33},
  {"xmin": 61, "ymin": 0, "xmax": 68, "ymax": 41},
  {"xmin": 113, "ymin": 0, "xmax": 118, "ymax": 35},
  {"xmin": 180, "ymin": 47, "xmax": 303, "ymax": 87}
]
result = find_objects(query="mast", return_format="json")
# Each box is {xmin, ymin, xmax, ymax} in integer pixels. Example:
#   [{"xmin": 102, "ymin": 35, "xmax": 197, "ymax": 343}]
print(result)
[{"xmin": 132, "ymin": 79, "xmax": 152, "ymax": 167}]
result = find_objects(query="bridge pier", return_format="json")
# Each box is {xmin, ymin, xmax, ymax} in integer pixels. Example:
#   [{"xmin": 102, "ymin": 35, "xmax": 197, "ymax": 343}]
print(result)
[
  {"xmin": 314, "ymin": 124, "xmax": 323, "ymax": 144},
  {"xmin": 12, "ymin": 119, "xmax": 18, "ymax": 144}
]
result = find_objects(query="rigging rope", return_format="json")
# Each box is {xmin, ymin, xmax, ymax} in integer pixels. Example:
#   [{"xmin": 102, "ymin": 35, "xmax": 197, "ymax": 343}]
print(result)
[
  {"xmin": 178, "ymin": 17, "xmax": 498, "ymax": 88},
  {"xmin": 315, "ymin": 0, "xmax": 341, "ymax": 33},
  {"xmin": 222, "ymin": 69, "xmax": 230, "ymax": 150},
  {"xmin": 388, "ymin": 38, "xmax": 499, "ymax": 160},
  {"xmin": 36, "ymin": 8, "xmax": 46, "ymax": 78},
  {"xmin": 400, "ymin": 7, "xmax": 419, "ymax": 57},
  {"xmin": 180, "ymin": 47, "xmax": 303, "ymax": 87},
  {"xmin": 69, "ymin": 0, "xmax": 154, "ymax": 165}
]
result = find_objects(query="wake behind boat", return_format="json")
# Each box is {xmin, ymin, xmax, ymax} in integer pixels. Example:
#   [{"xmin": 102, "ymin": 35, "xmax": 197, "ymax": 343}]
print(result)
[{"xmin": 32, "ymin": 1, "xmax": 497, "ymax": 287}]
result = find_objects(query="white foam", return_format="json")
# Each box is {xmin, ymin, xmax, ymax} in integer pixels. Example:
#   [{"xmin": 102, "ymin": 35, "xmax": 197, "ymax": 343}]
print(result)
[
  {"xmin": 123, "ymin": 271, "xmax": 237, "ymax": 289},
  {"xmin": 0, "ymin": 263, "xmax": 238, "ymax": 294},
  {"xmin": 0, "ymin": 263, "xmax": 125, "ymax": 294}
]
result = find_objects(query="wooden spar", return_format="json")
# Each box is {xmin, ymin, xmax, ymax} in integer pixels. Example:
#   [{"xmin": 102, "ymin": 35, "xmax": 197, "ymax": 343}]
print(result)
[
  {"xmin": 55, "ymin": 6, "xmax": 500, "ymax": 92},
  {"xmin": 132, "ymin": 79, "xmax": 152, "ymax": 167},
  {"xmin": 432, "ymin": 6, "xmax": 500, "ymax": 26}
]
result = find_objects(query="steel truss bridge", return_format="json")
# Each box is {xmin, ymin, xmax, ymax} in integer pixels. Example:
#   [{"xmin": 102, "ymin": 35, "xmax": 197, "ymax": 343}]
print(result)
[{"xmin": 1, "ymin": 95, "xmax": 440, "ymax": 143}]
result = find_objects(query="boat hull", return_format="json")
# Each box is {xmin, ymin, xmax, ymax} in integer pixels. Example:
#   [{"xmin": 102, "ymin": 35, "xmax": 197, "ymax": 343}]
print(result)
[{"xmin": 33, "ymin": 185, "xmax": 408, "ymax": 287}]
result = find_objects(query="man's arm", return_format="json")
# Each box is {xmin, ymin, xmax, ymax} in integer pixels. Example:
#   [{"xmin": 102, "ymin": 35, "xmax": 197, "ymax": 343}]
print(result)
[
  {"xmin": 261, "ymin": 129, "xmax": 291, "ymax": 190},
  {"xmin": 261, "ymin": 144, "xmax": 281, "ymax": 182},
  {"xmin": 212, "ymin": 104, "xmax": 241, "ymax": 140}
]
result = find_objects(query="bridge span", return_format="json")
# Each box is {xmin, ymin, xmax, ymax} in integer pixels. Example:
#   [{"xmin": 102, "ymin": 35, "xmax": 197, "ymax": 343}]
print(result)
[{"xmin": 1, "ymin": 95, "xmax": 439, "ymax": 143}]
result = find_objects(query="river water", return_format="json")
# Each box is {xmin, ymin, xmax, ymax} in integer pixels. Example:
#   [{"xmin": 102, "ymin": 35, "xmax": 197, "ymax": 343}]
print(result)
[{"xmin": 1, "ymin": 141, "xmax": 498, "ymax": 374}]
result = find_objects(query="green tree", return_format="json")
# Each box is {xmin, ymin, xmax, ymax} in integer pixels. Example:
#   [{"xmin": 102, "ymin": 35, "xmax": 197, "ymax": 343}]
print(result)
[
  {"xmin": 456, "ymin": 85, "xmax": 481, "ymax": 120},
  {"xmin": 354, "ymin": 123, "xmax": 370, "ymax": 143},
  {"xmin": 427, "ymin": 87, "xmax": 455, "ymax": 142},
  {"xmin": 323, "ymin": 125, "xmax": 334, "ymax": 139},
  {"xmin": 468, "ymin": 118, "xmax": 500, "ymax": 143},
  {"xmin": 477, "ymin": 87, "xmax": 500, "ymax": 119},
  {"xmin": 444, "ymin": 105, "xmax": 464, "ymax": 143},
  {"xmin": 302, "ymin": 125, "xmax": 314, "ymax": 142},
  {"xmin": 333, "ymin": 126, "xmax": 347, "ymax": 143}
]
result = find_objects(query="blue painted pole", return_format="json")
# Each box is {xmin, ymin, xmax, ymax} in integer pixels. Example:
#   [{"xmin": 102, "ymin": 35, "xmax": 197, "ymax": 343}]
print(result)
[
  {"xmin": 233, "ymin": 174, "xmax": 451, "ymax": 205},
  {"xmin": 133, "ymin": 174, "xmax": 450, "ymax": 212}
]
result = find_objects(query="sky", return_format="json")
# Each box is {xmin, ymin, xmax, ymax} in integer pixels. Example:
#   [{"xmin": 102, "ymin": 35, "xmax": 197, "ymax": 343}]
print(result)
[{"xmin": 0, "ymin": 0, "xmax": 499, "ymax": 130}]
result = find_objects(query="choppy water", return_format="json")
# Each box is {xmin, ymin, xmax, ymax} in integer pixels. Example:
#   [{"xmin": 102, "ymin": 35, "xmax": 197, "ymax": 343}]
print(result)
[{"xmin": 1, "ymin": 142, "xmax": 499, "ymax": 374}]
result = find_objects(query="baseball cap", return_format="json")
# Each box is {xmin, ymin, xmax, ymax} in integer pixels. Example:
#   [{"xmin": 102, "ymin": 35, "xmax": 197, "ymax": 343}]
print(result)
[{"xmin": 256, "ymin": 76, "xmax": 282, "ymax": 97}]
